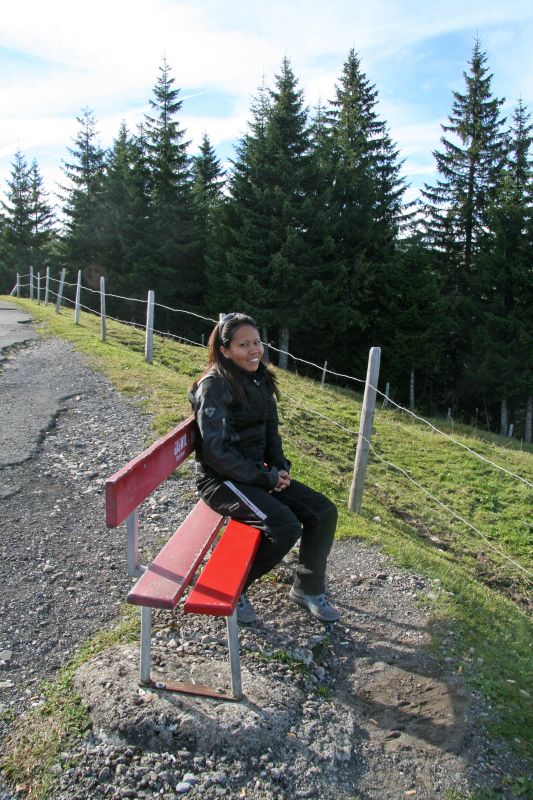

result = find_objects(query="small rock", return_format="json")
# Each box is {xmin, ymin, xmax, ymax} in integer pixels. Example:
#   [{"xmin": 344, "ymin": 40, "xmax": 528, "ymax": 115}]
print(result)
[
  {"xmin": 43, "ymin": 563, "xmax": 54, "ymax": 574},
  {"xmin": 385, "ymin": 730, "xmax": 402, "ymax": 740},
  {"xmin": 175, "ymin": 782, "xmax": 192, "ymax": 794},
  {"xmin": 0, "ymin": 650, "xmax": 13, "ymax": 662},
  {"xmin": 98, "ymin": 766, "xmax": 112, "ymax": 782}
]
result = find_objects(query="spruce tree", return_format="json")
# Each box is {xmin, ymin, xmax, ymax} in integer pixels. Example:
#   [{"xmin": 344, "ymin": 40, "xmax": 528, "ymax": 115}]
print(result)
[
  {"xmin": 318, "ymin": 48, "xmax": 407, "ymax": 370},
  {"xmin": 193, "ymin": 133, "xmax": 225, "ymax": 210},
  {"xmin": 127, "ymin": 123, "xmax": 156, "ymax": 300},
  {"xmin": 28, "ymin": 160, "xmax": 56, "ymax": 269},
  {"xmin": 0, "ymin": 151, "xmax": 56, "ymax": 291},
  {"xmin": 378, "ymin": 235, "xmax": 444, "ymax": 411},
  {"xmin": 97, "ymin": 122, "xmax": 145, "ymax": 312},
  {"xmin": 422, "ymin": 40, "xmax": 506, "ymax": 276},
  {"xmin": 421, "ymin": 40, "xmax": 507, "ymax": 408},
  {"xmin": 193, "ymin": 133, "xmax": 225, "ymax": 303},
  {"xmin": 468, "ymin": 99, "xmax": 533, "ymax": 435},
  {"xmin": 144, "ymin": 59, "xmax": 200, "ymax": 316},
  {"xmin": 207, "ymin": 79, "xmax": 273, "ymax": 318},
  {"xmin": 1, "ymin": 150, "xmax": 32, "ymax": 277},
  {"xmin": 209, "ymin": 59, "xmax": 318, "ymax": 365},
  {"xmin": 61, "ymin": 108, "xmax": 106, "ymax": 273}
]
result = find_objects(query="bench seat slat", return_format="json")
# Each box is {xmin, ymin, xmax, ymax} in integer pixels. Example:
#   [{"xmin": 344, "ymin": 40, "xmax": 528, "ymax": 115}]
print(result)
[
  {"xmin": 127, "ymin": 500, "xmax": 224, "ymax": 609},
  {"xmin": 183, "ymin": 520, "xmax": 261, "ymax": 617}
]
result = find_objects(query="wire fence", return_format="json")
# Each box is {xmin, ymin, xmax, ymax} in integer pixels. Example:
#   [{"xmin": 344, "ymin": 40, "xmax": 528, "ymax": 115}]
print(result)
[
  {"xmin": 280, "ymin": 389, "xmax": 532, "ymax": 586},
  {"xmin": 8, "ymin": 268, "xmax": 532, "ymax": 588},
  {"xmin": 12, "ymin": 269, "xmax": 533, "ymax": 477}
]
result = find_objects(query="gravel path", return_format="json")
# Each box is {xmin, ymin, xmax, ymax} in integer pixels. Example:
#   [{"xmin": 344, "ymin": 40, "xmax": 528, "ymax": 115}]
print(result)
[{"xmin": 0, "ymin": 334, "xmax": 529, "ymax": 800}]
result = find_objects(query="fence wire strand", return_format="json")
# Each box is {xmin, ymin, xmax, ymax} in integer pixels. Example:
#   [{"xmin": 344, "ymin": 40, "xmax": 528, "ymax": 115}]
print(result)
[
  {"xmin": 152, "ymin": 327, "xmax": 207, "ymax": 348},
  {"xmin": 17, "ymin": 275, "xmax": 533, "ymax": 488},
  {"xmin": 270, "ymin": 344, "xmax": 531, "ymax": 487},
  {"xmin": 12, "ymin": 282, "xmax": 532, "ymax": 583},
  {"xmin": 280, "ymin": 389, "xmax": 532, "ymax": 584}
]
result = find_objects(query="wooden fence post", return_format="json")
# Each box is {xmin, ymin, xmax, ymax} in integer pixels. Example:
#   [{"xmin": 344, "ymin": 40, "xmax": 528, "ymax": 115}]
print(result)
[
  {"xmin": 29, "ymin": 266, "xmax": 34, "ymax": 301},
  {"xmin": 37, "ymin": 272, "xmax": 41, "ymax": 304},
  {"xmin": 348, "ymin": 347, "xmax": 381, "ymax": 514},
  {"xmin": 100, "ymin": 276, "xmax": 107, "ymax": 342},
  {"xmin": 55, "ymin": 268, "xmax": 66, "ymax": 313},
  {"xmin": 382, "ymin": 381, "xmax": 390, "ymax": 408},
  {"xmin": 16, "ymin": 274, "xmax": 20, "ymax": 298},
  {"xmin": 74, "ymin": 270, "xmax": 82, "ymax": 324},
  {"xmin": 45, "ymin": 267, "xmax": 50, "ymax": 305},
  {"xmin": 321, "ymin": 361, "xmax": 328, "ymax": 389},
  {"xmin": 144, "ymin": 290, "xmax": 155, "ymax": 363}
]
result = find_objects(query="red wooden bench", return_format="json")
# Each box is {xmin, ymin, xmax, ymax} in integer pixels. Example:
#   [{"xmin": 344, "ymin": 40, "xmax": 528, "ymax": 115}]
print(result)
[{"xmin": 105, "ymin": 416, "xmax": 261, "ymax": 700}]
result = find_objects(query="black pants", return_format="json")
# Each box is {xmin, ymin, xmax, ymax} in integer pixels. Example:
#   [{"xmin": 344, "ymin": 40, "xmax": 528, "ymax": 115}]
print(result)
[{"xmin": 197, "ymin": 476, "xmax": 337, "ymax": 594}]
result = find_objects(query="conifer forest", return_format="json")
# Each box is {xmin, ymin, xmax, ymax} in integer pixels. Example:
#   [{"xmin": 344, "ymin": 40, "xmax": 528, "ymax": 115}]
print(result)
[{"xmin": 1, "ymin": 44, "xmax": 532, "ymax": 440}]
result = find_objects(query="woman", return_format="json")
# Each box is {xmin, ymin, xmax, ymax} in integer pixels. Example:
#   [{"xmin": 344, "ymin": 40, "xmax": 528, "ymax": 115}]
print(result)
[{"xmin": 189, "ymin": 312, "xmax": 339, "ymax": 624}]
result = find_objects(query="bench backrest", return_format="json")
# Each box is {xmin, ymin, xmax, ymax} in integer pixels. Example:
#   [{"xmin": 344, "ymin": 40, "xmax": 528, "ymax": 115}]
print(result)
[{"xmin": 105, "ymin": 415, "xmax": 196, "ymax": 527}]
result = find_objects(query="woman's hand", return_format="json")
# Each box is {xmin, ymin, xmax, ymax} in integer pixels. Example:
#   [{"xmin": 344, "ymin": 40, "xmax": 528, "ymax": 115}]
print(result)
[{"xmin": 273, "ymin": 469, "xmax": 291, "ymax": 492}]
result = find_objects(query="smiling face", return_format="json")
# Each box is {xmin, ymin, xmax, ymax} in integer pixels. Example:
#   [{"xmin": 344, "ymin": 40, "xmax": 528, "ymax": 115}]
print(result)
[{"xmin": 220, "ymin": 324, "xmax": 264, "ymax": 372}]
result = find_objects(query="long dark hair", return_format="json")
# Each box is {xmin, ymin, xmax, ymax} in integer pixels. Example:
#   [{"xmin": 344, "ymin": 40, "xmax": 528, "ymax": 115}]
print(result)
[{"xmin": 191, "ymin": 313, "xmax": 279, "ymax": 405}]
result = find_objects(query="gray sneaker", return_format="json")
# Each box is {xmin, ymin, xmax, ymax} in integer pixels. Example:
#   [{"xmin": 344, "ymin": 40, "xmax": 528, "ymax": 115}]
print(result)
[
  {"xmin": 289, "ymin": 587, "xmax": 340, "ymax": 622},
  {"xmin": 236, "ymin": 593, "xmax": 256, "ymax": 624}
]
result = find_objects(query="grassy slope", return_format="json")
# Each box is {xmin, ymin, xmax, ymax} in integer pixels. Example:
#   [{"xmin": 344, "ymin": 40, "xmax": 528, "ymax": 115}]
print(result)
[{"xmin": 3, "ymin": 297, "xmax": 532, "ymax": 755}]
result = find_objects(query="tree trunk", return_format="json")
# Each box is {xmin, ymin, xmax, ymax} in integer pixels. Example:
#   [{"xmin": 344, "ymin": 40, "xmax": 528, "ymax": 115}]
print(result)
[
  {"xmin": 278, "ymin": 324, "xmax": 289, "ymax": 370},
  {"xmin": 409, "ymin": 369, "xmax": 415, "ymax": 412},
  {"xmin": 525, "ymin": 394, "xmax": 532, "ymax": 444},
  {"xmin": 500, "ymin": 397, "xmax": 508, "ymax": 437},
  {"xmin": 262, "ymin": 326, "xmax": 269, "ymax": 363}
]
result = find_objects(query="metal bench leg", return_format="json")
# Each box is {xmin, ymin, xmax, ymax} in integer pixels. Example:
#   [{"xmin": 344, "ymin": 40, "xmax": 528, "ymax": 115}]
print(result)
[
  {"xmin": 140, "ymin": 606, "xmax": 152, "ymax": 685},
  {"xmin": 126, "ymin": 509, "xmax": 145, "ymax": 578},
  {"xmin": 226, "ymin": 610, "xmax": 242, "ymax": 699},
  {"xmin": 138, "ymin": 606, "xmax": 240, "ymax": 701}
]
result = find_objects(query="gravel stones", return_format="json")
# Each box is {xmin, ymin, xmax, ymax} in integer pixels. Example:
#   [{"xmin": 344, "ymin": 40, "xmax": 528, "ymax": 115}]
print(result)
[{"xmin": 73, "ymin": 645, "xmax": 304, "ymax": 755}]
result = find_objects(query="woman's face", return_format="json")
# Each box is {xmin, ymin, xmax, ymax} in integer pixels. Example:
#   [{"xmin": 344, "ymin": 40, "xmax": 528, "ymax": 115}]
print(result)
[{"xmin": 221, "ymin": 324, "xmax": 264, "ymax": 372}]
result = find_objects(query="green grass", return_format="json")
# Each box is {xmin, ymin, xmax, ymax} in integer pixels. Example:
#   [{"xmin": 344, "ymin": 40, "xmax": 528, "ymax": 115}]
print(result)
[{"xmin": 2, "ymin": 297, "xmax": 532, "ymax": 761}]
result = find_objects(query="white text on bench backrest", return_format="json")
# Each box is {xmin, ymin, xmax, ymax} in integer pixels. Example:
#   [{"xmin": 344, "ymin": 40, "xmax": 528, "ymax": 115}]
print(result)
[{"xmin": 174, "ymin": 434, "xmax": 188, "ymax": 462}]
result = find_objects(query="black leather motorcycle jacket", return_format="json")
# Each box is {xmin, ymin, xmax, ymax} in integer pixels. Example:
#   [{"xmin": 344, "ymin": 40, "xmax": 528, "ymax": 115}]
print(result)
[{"xmin": 189, "ymin": 363, "xmax": 290, "ymax": 490}]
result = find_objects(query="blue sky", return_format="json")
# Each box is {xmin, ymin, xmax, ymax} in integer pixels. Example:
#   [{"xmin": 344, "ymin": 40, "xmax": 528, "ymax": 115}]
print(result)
[{"xmin": 1, "ymin": 0, "xmax": 532, "ymax": 210}]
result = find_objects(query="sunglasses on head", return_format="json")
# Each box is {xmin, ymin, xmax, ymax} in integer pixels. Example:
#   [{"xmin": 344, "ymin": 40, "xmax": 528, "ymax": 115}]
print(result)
[{"xmin": 219, "ymin": 312, "xmax": 257, "ymax": 326}]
